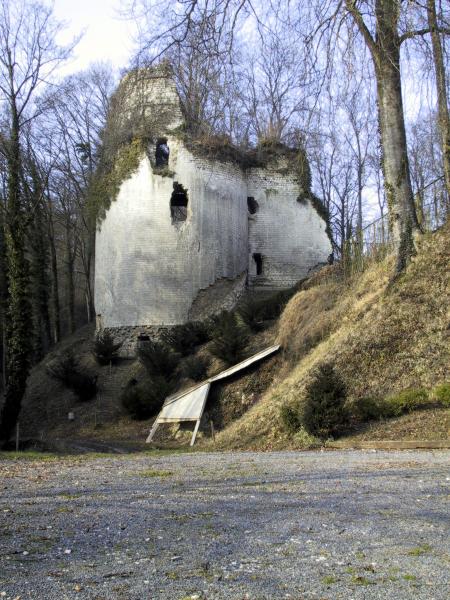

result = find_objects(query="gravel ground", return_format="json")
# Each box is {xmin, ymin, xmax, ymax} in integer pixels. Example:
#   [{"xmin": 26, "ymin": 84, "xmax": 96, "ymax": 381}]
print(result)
[{"xmin": 0, "ymin": 450, "xmax": 449, "ymax": 600}]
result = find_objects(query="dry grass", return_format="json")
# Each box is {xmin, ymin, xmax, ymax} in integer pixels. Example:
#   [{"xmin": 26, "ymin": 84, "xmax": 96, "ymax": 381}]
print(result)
[{"xmin": 212, "ymin": 224, "xmax": 450, "ymax": 449}]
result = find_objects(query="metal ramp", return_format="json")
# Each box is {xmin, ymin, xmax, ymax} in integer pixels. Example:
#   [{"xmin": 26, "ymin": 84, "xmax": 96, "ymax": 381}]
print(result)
[{"xmin": 146, "ymin": 344, "xmax": 280, "ymax": 446}]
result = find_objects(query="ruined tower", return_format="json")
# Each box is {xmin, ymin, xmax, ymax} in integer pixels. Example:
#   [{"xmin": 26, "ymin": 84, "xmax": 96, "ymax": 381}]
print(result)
[{"xmin": 94, "ymin": 65, "xmax": 332, "ymax": 338}]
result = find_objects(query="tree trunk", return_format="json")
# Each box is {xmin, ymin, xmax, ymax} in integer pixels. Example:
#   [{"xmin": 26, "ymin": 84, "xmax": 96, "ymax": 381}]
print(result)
[
  {"xmin": 65, "ymin": 223, "xmax": 76, "ymax": 334},
  {"xmin": 345, "ymin": 0, "xmax": 420, "ymax": 273},
  {"xmin": 46, "ymin": 198, "xmax": 61, "ymax": 343},
  {"xmin": 0, "ymin": 110, "xmax": 32, "ymax": 445},
  {"xmin": 427, "ymin": 0, "xmax": 450, "ymax": 201},
  {"xmin": 29, "ymin": 206, "xmax": 52, "ymax": 359},
  {"xmin": 376, "ymin": 60, "xmax": 420, "ymax": 271}
]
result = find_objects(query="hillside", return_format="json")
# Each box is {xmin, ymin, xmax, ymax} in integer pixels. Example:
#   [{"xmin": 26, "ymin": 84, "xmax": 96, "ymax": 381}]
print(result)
[
  {"xmin": 212, "ymin": 223, "xmax": 450, "ymax": 449},
  {"xmin": 17, "ymin": 224, "xmax": 449, "ymax": 451}
]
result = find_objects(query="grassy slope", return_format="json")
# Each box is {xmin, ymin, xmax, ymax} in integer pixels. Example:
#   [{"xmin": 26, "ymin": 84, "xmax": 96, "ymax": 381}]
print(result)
[{"xmin": 212, "ymin": 224, "xmax": 450, "ymax": 450}]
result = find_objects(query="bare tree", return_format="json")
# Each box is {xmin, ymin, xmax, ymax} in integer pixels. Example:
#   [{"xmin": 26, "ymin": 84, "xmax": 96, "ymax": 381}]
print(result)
[
  {"xmin": 426, "ymin": 0, "xmax": 450, "ymax": 200},
  {"xmin": 0, "ymin": 0, "xmax": 73, "ymax": 445}
]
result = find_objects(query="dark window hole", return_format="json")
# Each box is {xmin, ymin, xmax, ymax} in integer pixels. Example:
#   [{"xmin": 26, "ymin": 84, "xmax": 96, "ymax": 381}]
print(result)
[
  {"xmin": 155, "ymin": 137, "xmax": 169, "ymax": 167},
  {"xmin": 253, "ymin": 253, "xmax": 263, "ymax": 275},
  {"xmin": 171, "ymin": 182, "xmax": 188, "ymax": 222},
  {"xmin": 247, "ymin": 196, "xmax": 259, "ymax": 214}
]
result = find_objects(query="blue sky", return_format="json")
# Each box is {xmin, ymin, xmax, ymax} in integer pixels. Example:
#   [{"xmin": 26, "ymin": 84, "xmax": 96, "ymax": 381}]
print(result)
[{"xmin": 53, "ymin": 0, "xmax": 135, "ymax": 73}]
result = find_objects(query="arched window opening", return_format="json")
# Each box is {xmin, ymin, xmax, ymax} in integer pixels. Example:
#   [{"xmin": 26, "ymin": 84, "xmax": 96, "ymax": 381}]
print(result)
[
  {"xmin": 247, "ymin": 196, "xmax": 259, "ymax": 214},
  {"xmin": 155, "ymin": 137, "xmax": 169, "ymax": 167},
  {"xmin": 253, "ymin": 253, "xmax": 263, "ymax": 275},
  {"xmin": 170, "ymin": 182, "xmax": 188, "ymax": 222}
]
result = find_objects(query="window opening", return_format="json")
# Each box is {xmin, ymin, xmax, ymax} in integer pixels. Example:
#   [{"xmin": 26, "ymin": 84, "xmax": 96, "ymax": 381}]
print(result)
[
  {"xmin": 247, "ymin": 197, "xmax": 259, "ymax": 214},
  {"xmin": 170, "ymin": 182, "xmax": 188, "ymax": 222},
  {"xmin": 155, "ymin": 137, "xmax": 169, "ymax": 167},
  {"xmin": 253, "ymin": 253, "xmax": 263, "ymax": 275}
]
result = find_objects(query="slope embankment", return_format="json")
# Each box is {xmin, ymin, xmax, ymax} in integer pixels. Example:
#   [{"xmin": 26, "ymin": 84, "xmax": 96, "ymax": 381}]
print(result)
[{"xmin": 213, "ymin": 224, "xmax": 450, "ymax": 449}]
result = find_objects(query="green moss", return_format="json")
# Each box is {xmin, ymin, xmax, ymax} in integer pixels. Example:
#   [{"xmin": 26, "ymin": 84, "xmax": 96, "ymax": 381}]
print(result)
[
  {"xmin": 382, "ymin": 388, "xmax": 429, "ymax": 417},
  {"xmin": 89, "ymin": 138, "xmax": 145, "ymax": 224},
  {"xmin": 408, "ymin": 543, "xmax": 432, "ymax": 556},
  {"xmin": 432, "ymin": 383, "xmax": 450, "ymax": 407}
]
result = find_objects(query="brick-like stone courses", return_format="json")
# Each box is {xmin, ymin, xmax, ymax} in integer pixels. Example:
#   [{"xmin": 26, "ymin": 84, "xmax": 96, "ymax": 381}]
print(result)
[
  {"xmin": 94, "ymin": 69, "xmax": 332, "ymax": 329},
  {"xmin": 95, "ymin": 139, "xmax": 248, "ymax": 328},
  {"xmin": 247, "ymin": 166, "xmax": 332, "ymax": 289}
]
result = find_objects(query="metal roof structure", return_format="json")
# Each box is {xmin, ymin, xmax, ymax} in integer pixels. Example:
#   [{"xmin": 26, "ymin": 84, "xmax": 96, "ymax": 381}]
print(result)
[{"xmin": 146, "ymin": 344, "xmax": 280, "ymax": 446}]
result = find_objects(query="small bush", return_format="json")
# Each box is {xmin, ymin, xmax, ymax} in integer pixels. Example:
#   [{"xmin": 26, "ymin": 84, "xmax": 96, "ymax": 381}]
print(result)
[
  {"xmin": 181, "ymin": 355, "xmax": 210, "ymax": 381},
  {"xmin": 303, "ymin": 362, "xmax": 348, "ymax": 439},
  {"xmin": 351, "ymin": 397, "xmax": 384, "ymax": 422},
  {"xmin": 121, "ymin": 377, "xmax": 171, "ymax": 420},
  {"xmin": 68, "ymin": 372, "xmax": 98, "ymax": 402},
  {"xmin": 237, "ymin": 299, "xmax": 265, "ymax": 332},
  {"xmin": 47, "ymin": 351, "xmax": 97, "ymax": 402},
  {"xmin": 210, "ymin": 312, "xmax": 249, "ymax": 365},
  {"xmin": 92, "ymin": 330, "xmax": 123, "ymax": 365},
  {"xmin": 46, "ymin": 351, "xmax": 79, "ymax": 387},
  {"xmin": 431, "ymin": 383, "xmax": 450, "ymax": 407},
  {"xmin": 137, "ymin": 340, "xmax": 179, "ymax": 379},
  {"xmin": 382, "ymin": 388, "xmax": 429, "ymax": 418},
  {"xmin": 161, "ymin": 322, "xmax": 210, "ymax": 356},
  {"xmin": 280, "ymin": 403, "xmax": 302, "ymax": 433}
]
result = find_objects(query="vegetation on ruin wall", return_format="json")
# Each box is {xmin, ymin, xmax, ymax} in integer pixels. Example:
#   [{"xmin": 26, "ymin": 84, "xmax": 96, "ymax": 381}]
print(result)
[
  {"xmin": 89, "ymin": 138, "xmax": 145, "ymax": 223},
  {"xmin": 88, "ymin": 68, "xmax": 174, "ymax": 224}
]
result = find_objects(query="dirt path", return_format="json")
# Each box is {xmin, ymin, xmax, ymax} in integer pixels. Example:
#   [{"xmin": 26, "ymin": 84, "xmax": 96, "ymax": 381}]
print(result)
[{"xmin": 1, "ymin": 450, "xmax": 449, "ymax": 599}]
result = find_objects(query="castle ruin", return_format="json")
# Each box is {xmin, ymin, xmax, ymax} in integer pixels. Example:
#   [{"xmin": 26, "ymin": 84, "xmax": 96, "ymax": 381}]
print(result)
[{"xmin": 94, "ymin": 66, "xmax": 332, "ymax": 341}]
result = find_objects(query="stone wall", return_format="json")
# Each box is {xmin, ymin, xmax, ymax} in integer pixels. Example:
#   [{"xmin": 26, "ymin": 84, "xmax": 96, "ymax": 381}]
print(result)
[
  {"xmin": 247, "ymin": 164, "xmax": 332, "ymax": 289},
  {"xmin": 95, "ymin": 138, "xmax": 248, "ymax": 328},
  {"xmin": 94, "ymin": 68, "xmax": 333, "ymax": 331}
]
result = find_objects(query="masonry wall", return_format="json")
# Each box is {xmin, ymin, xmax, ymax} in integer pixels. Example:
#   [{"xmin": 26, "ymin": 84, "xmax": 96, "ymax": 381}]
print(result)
[
  {"xmin": 94, "ymin": 138, "xmax": 248, "ymax": 328},
  {"xmin": 247, "ymin": 166, "xmax": 332, "ymax": 289}
]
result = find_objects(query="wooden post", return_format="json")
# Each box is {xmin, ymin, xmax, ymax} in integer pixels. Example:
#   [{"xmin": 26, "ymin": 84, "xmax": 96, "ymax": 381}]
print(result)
[
  {"xmin": 15, "ymin": 422, "xmax": 19, "ymax": 452},
  {"xmin": 146, "ymin": 420, "xmax": 160, "ymax": 443},
  {"xmin": 210, "ymin": 420, "xmax": 215, "ymax": 442},
  {"xmin": 190, "ymin": 419, "xmax": 201, "ymax": 447}
]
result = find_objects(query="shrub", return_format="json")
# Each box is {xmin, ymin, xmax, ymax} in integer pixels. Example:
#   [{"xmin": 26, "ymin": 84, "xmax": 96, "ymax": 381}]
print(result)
[
  {"xmin": 210, "ymin": 312, "xmax": 249, "ymax": 365},
  {"xmin": 161, "ymin": 322, "xmax": 210, "ymax": 356},
  {"xmin": 137, "ymin": 340, "xmax": 179, "ymax": 379},
  {"xmin": 351, "ymin": 397, "xmax": 384, "ymax": 422},
  {"xmin": 258, "ymin": 286, "xmax": 300, "ymax": 321},
  {"xmin": 181, "ymin": 355, "xmax": 210, "ymax": 382},
  {"xmin": 92, "ymin": 330, "xmax": 123, "ymax": 365},
  {"xmin": 47, "ymin": 351, "xmax": 97, "ymax": 402},
  {"xmin": 382, "ymin": 388, "xmax": 429, "ymax": 418},
  {"xmin": 121, "ymin": 377, "xmax": 171, "ymax": 420},
  {"xmin": 303, "ymin": 363, "xmax": 348, "ymax": 439},
  {"xmin": 237, "ymin": 299, "xmax": 265, "ymax": 332},
  {"xmin": 68, "ymin": 372, "xmax": 98, "ymax": 402},
  {"xmin": 280, "ymin": 403, "xmax": 302, "ymax": 433},
  {"xmin": 431, "ymin": 383, "xmax": 450, "ymax": 407},
  {"xmin": 46, "ymin": 351, "xmax": 79, "ymax": 387}
]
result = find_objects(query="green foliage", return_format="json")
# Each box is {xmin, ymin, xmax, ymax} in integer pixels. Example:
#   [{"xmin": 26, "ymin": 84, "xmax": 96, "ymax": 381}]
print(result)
[
  {"xmin": 280, "ymin": 404, "xmax": 302, "ymax": 433},
  {"xmin": 181, "ymin": 355, "xmax": 210, "ymax": 382},
  {"xmin": 89, "ymin": 138, "xmax": 144, "ymax": 223},
  {"xmin": 237, "ymin": 299, "xmax": 265, "ymax": 332},
  {"xmin": 46, "ymin": 351, "xmax": 79, "ymax": 387},
  {"xmin": 303, "ymin": 363, "xmax": 348, "ymax": 439},
  {"xmin": 210, "ymin": 312, "xmax": 249, "ymax": 365},
  {"xmin": 432, "ymin": 383, "xmax": 450, "ymax": 407},
  {"xmin": 137, "ymin": 339, "xmax": 179, "ymax": 379},
  {"xmin": 381, "ymin": 388, "xmax": 429, "ymax": 418},
  {"xmin": 161, "ymin": 321, "xmax": 210, "ymax": 356},
  {"xmin": 351, "ymin": 396, "xmax": 384, "ymax": 422},
  {"xmin": 92, "ymin": 330, "xmax": 123, "ymax": 366},
  {"xmin": 46, "ymin": 351, "xmax": 97, "ymax": 402},
  {"xmin": 121, "ymin": 377, "xmax": 170, "ymax": 420}
]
